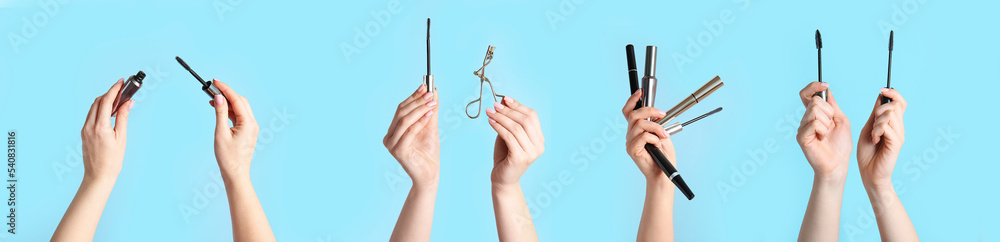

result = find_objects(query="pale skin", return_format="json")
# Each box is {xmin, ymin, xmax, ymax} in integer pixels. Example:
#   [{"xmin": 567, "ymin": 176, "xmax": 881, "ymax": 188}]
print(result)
[
  {"xmin": 208, "ymin": 80, "xmax": 276, "ymax": 242},
  {"xmin": 384, "ymin": 84, "xmax": 440, "ymax": 242},
  {"xmin": 485, "ymin": 96, "xmax": 544, "ymax": 242},
  {"xmin": 52, "ymin": 79, "xmax": 135, "ymax": 242},
  {"xmin": 857, "ymin": 89, "xmax": 918, "ymax": 241},
  {"xmin": 622, "ymin": 89, "xmax": 676, "ymax": 242},
  {"xmin": 796, "ymin": 82, "xmax": 853, "ymax": 242}
]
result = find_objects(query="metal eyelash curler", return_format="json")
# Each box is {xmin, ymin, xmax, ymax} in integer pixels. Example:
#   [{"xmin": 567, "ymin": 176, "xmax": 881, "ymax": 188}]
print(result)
[{"xmin": 465, "ymin": 45, "xmax": 505, "ymax": 119}]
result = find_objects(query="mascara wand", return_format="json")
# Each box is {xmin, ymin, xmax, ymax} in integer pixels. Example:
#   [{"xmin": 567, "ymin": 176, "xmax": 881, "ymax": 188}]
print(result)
[
  {"xmin": 423, "ymin": 18, "xmax": 434, "ymax": 93},
  {"xmin": 883, "ymin": 30, "xmax": 893, "ymax": 104},
  {"xmin": 815, "ymin": 29, "xmax": 827, "ymax": 101},
  {"xmin": 663, "ymin": 107, "xmax": 723, "ymax": 136}
]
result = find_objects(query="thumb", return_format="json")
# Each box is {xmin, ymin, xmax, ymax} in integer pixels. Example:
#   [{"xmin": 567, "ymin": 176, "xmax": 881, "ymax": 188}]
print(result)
[
  {"xmin": 213, "ymin": 94, "xmax": 230, "ymax": 136},
  {"xmin": 114, "ymin": 100, "xmax": 134, "ymax": 139}
]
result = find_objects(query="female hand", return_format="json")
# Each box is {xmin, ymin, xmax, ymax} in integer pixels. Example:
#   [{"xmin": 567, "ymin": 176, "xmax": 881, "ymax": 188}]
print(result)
[
  {"xmin": 209, "ymin": 80, "xmax": 259, "ymax": 180},
  {"xmin": 81, "ymin": 79, "xmax": 134, "ymax": 181},
  {"xmin": 486, "ymin": 96, "xmax": 544, "ymax": 185},
  {"xmin": 857, "ymin": 88, "xmax": 907, "ymax": 189},
  {"xmin": 621, "ymin": 89, "xmax": 674, "ymax": 180},
  {"xmin": 796, "ymin": 82, "xmax": 853, "ymax": 179},
  {"xmin": 383, "ymin": 84, "xmax": 440, "ymax": 187}
]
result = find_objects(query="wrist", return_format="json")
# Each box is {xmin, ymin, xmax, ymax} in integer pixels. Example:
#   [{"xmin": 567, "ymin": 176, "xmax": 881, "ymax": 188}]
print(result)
[
  {"xmin": 220, "ymin": 170, "xmax": 251, "ymax": 185},
  {"xmin": 82, "ymin": 173, "xmax": 117, "ymax": 188},
  {"xmin": 412, "ymin": 177, "xmax": 439, "ymax": 192},
  {"xmin": 645, "ymin": 174, "xmax": 675, "ymax": 193},
  {"xmin": 491, "ymin": 181, "xmax": 520, "ymax": 195},
  {"xmin": 814, "ymin": 172, "xmax": 847, "ymax": 187}
]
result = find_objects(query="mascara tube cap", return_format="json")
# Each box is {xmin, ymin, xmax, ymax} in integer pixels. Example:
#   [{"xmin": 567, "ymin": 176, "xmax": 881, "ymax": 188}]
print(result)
[
  {"xmin": 664, "ymin": 122, "xmax": 683, "ymax": 136},
  {"xmin": 673, "ymin": 175, "xmax": 695, "ymax": 200}
]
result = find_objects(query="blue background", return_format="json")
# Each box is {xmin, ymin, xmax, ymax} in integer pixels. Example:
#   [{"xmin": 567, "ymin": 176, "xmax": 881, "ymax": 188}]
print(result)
[{"xmin": 1, "ymin": 0, "xmax": 997, "ymax": 241}]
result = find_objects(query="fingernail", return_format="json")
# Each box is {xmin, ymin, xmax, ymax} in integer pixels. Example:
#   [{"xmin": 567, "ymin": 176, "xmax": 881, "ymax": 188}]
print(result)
[
  {"xmin": 493, "ymin": 102, "xmax": 504, "ymax": 110},
  {"xmin": 489, "ymin": 118, "xmax": 496, "ymax": 123},
  {"xmin": 486, "ymin": 108, "xmax": 495, "ymax": 114},
  {"xmin": 118, "ymin": 78, "xmax": 124, "ymax": 84},
  {"xmin": 426, "ymin": 100, "xmax": 437, "ymax": 107},
  {"xmin": 418, "ymin": 83, "xmax": 425, "ymax": 91},
  {"xmin": 821, "ymin": 82, "xmax": 829, "ymax": 87},
  {"xmin": 880, "ymin": 87, "xmax": 888, "ymax": 92},
  {"xmin": 634, "ymin": 89, "xmax": 641, "ymax": 95},
  {"xmin": 503, "ymin": 96, "xmax": 513, "ymax": 104},
  {"xmin": 665, "ymin": 133, "xmax": 670, "ymax": 138},
  {"xmin": 423, "ymin": 92, "xmax": 433, "ymax": 100},
  {"xmin": 215, "ymin": 94, "xmax": 223, "ymax": 104},
  {"xmin": 425, "ymin": 110, "xmax": 433, "ymax": 117},
  {"xmin": 658, "ymin": 110, "xmax": 666, "ymax": 116},
  {"xmin": 128, "ymin": 100, "xmax": 135, "ymax": 110}
]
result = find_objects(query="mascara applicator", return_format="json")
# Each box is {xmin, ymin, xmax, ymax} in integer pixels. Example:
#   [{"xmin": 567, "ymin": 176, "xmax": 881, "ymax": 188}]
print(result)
[
  {"xmin": 662, "ymin": 107, "xmax": 723, "ymax": 136},
  {"xmin": 815, "ymin": 29, "xmax": 827, "ymax": 101},
  {"xmin": 176, "ymin": 56, "xmax": 224, "ymax": 99},
  {"xmin": 423, "ymin": 18, "xmax": 434, "ymax": 93},
  {"xmin": 882, "ymin": 30, "xmax": 894, "ymax": 104}
]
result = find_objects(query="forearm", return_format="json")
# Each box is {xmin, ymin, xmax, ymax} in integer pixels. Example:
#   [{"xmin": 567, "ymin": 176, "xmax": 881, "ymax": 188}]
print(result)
[
  {"xmin": 637, "ymin": 175, "xmax": 674, "ymax": 242},
  {"xmin": 51, "ymin": 175, "xmax": 117, "ymax": 242},
  {"xmin": 864, "ymin": 183, "xmax": 918, "ymax": 242},
  {"xmin": 389, "ymin": 180, "xmax": 438, "ymax": 242},
  {"xmin": 492, "ymin": 182, "xmax": 538, "ymax": 242},
  {"xmin": 223, "ymin": 173, "xmax": 275, "ymax": 242},
  {"xmin": 797, "ymin": 173, "xmax": 846, "ymax": 242}
]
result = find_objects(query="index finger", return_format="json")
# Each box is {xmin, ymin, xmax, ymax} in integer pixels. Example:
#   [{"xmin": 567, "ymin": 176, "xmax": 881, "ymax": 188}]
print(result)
[
  {"xmin": 799, "ymin": 82, "xmax": 829, "ymax": 106},
  {"xmin": 880, "ymin": 88, "xmax": 907, "ymax": 112},
  {"xmin": 622, "ymin": 89, "xmax": 642, "ymax": 117},
  {"xmin": 97, "ymin": 79, "xmax": 125, "ymax": 119}
]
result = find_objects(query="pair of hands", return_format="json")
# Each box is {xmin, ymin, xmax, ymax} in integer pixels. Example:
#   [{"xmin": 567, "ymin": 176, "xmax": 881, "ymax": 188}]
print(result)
[
  {"xmin": 82, "ymin": 79, "xmax": 257, "ymax": 182},
  {"xmin": 383, "ymin": 84, "xmax": 545, "ymax": 187},
  {"xmin": 796, "ymin": 82, "xmax": 908, "ymax": 189}
]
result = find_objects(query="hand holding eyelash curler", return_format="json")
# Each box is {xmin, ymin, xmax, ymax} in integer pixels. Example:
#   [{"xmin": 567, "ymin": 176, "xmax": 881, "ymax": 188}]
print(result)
[{"xmin": 466, "ymin": 45, "xmax": 505, "ymax": 119}]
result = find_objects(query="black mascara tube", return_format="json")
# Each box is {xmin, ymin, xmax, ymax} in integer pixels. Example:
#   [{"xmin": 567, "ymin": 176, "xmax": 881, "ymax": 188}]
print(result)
[{"xmin": 625, "ymin": 44, "xmax": 695, "ymax": 200}]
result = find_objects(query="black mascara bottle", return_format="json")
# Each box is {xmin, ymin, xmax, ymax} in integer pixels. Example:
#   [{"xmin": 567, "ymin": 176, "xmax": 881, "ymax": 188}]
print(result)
[{"xmin": 112, "ymin": 71, "xmax": 144, "ymax": 115}]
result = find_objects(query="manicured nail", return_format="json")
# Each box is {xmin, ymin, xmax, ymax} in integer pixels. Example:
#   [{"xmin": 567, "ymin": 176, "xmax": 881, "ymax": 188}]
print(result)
[
  {"xmin": 634, "ymin": 88, "xmax": 642, "ymax": 95},
  {"xmin": 489, "ymin": 118, "xmax": 496, "ymax": 123},
  {"xmin": 423, "ymin": 92, "xmax": 433, "ymax": 100},
  {"xmin": 657, "ymin": 110, "xmax": 666, "ymax": 116},
  {"xmin": 486, "ymin": 108, "xmax": 495, "ymax": 114},
  {"xmin": 128, "ymin": 100, "xmax": 135, "ymax": 110},
  {"xmin": 821, "ymin": 82, "xmax": 829, "ymax": 87},
  {"xmin": 418, "ymin": 83, "xmax": 425, "ymax": 92},
  {"xmin": 425, "ymin": 110, "xmax": 433, "ymax": 117},
  {"xmin": 503, "ymin": 96, "xmax": 513, "ymax": 104},
  {"xmin": 118, "ymin": 78, "xmax": 124, "ymax": 84},
  {"xmin": 493, "ymin": 102, "xmax": 504, "ymax": 110},
  {"xmin": 215, "ymin": 94, "xmax": 223, "ymax": 104},
  {"xmin": 880, "ymin": 87, "xmax": 888, "ymax": 92},
  {"xmin": 426, "ymin": 100, "xmax": 437, "ymax": 107}
]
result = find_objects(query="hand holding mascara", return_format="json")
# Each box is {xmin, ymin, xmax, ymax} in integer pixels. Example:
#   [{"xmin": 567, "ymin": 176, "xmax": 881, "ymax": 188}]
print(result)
[{"xmin": 795, "ymin": 82, "xmax": 853, "ymax": 241}]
